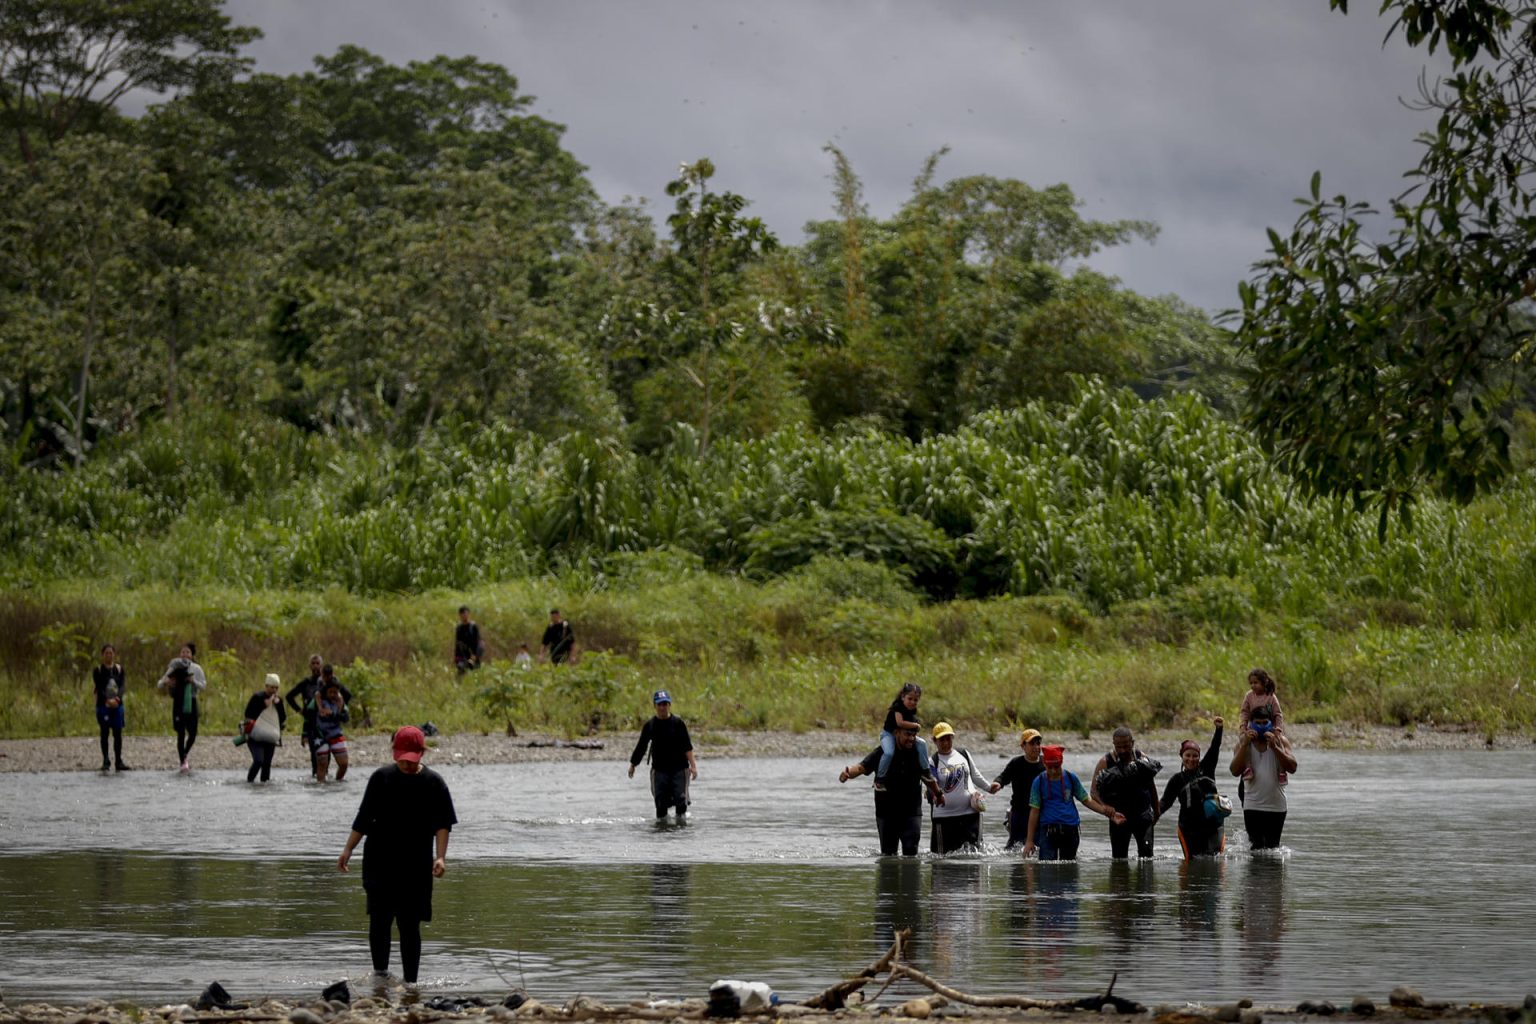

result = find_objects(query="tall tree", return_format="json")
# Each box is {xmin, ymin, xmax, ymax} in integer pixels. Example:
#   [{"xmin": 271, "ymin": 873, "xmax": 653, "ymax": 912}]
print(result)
[
  {"xmin": 1235, "ymin": 0, "xmax": 1535, "ymax": 527},
  {"xmin": 0, "ymin": 0, "xmax": 256, "ymax": 169}
]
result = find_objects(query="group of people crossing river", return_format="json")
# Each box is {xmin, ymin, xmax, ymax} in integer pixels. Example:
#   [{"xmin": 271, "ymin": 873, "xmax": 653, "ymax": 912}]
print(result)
[{"xmin": 839, "ymin": 672, "xmax": 1297, "ymax": 861}]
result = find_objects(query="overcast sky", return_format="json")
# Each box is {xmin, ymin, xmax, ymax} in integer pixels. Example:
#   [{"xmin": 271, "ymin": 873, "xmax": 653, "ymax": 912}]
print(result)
[{"xmin": 224, "ymin": 1, "xmax": 1445, "ymax": 315}]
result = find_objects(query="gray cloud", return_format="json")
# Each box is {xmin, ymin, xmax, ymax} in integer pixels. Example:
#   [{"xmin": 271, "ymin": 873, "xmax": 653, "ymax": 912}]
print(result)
[{"xmin": 226, "ymin": 0, "xmax": 1447, "ymax": 313}]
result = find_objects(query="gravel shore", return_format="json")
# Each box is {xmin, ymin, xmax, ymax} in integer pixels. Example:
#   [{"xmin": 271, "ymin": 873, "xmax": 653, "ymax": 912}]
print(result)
[{"xmin": 0, "ymin": 722, "xmax": 1527, "ymax": 774}]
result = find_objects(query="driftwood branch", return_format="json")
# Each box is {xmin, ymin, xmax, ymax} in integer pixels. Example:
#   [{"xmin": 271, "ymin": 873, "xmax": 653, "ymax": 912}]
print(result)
[
  {"xmin": 801, "ymin": 929, "xmax": 908, "ymax": 1009},
  {"xmin": 893, "ymin": 964, "xmax": 1141, "ymax": 1014}
]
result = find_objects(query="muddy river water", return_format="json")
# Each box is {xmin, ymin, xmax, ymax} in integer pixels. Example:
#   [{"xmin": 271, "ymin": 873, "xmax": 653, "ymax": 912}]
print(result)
[{"xmin": 0, "ymin": 749, "xmax": 1531, "ymax": 1005}]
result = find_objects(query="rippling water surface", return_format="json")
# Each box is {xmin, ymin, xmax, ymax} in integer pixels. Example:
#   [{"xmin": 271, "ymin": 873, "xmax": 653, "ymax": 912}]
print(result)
[{"xmin": 1, "ymin": 749, "xmax": 1532, "ymax": 1005}]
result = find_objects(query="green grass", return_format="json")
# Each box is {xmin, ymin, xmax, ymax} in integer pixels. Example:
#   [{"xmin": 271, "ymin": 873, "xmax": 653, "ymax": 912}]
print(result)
[{"xmin": 4, "ymin": 577, "xmax": 1534, "ymax": 741}]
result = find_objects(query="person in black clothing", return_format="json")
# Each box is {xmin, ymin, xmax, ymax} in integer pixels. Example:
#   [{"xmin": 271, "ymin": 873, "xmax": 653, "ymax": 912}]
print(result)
[
  {"xmin": 628, "ymin": 690, "xmax": 697, "ymax": 818},
  {"xmin": 337, "ymin": 726, "xmax": 457, "ymax": 986},
  {"xmin": 454, "ymin": 607, "xmax": 484, "ymax": 674},
  {"xmin": 839, "ymin": 723, "xmax": 944, "ymax": 856},
  {"xmin": 1159, "ymin": 717, "xmax": 1228, "ymax": 859},
  {"xmin": 1091, "ymin": 726, "xmax": 1163, "ymax": 859},
  {"xmin": 993, "ymin": 728, "xmax": 1046, "ymax": 848},
  {"xmin": 243, "ymin": 674, "xmax": 288, "ymax": 783},
  {"xmin": 540, "ymin": 608, "xmax": 574, "ymax": 665},
  {"xmin": 91, "ymin": 644, "xmax": 130, "ymax": 772}
]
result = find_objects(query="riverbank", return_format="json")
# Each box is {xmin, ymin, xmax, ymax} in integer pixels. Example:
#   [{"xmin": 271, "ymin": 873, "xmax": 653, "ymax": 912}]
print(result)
[
  {"xmin": 0, "ymin": 991, "xmax": 1530, "ymax": 1024},
  {"xmin": 2, "ymin": 722, "xmax": 1529, "ymax": 773}
]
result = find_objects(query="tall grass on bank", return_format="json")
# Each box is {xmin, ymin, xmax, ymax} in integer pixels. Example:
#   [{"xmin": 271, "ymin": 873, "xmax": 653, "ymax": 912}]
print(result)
[
  {"xmin": 7, "ymin": 380, "xmax": 1536, "ymax": 629},
  {"xmin": 3, "ymin": 574, "xmax": 1533, "ymax": 740}
]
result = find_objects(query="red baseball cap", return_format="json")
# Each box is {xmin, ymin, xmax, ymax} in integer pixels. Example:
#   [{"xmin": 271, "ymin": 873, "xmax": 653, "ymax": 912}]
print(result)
[{"xmin": 392, "ymin": 726, "xmax": 426, "ymax": 763}]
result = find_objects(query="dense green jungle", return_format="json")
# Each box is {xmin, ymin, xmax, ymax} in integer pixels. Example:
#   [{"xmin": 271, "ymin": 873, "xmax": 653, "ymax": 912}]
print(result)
[{"xmin": 4, "ymin": 0, "xmax": 1536, "ymax": 741}]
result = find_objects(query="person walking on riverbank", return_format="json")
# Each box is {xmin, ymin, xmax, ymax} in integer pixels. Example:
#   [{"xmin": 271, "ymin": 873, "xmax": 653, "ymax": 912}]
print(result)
[
  {"xmin": 839, "ymin": 722, "xmax": 943, "ymax": 856},
  {"xmin": 1024, "ymin": 745, "xmax": 1125, "ymax": 861},
  {"xmin": 337, "ymin": 726, "xmax": 457, "ymax": 986},
  {"xmin": 1159, "ymin": 718, "xmax": 1229, "ymax": 859},
  {"xmin": 91, "ymin": 644, "xmax": 130, "ymax": 772},
  {"xmin": 928, "ymin": 722, "xmax": 992, "ymax": 854},
  {"xmin": 1091, "ymin": 727, "xmax": 1162, "ymax": 858},
  {"xmin": 541, "ymin": 608, "xmax": 574, "ymax": 665},
  {"xmin": 157, "ymin": 644, "xmax": 206, "ymax": 773},
  {"xmin": 1230, "ymin": 705, "xmax": 1296, "ymax": 850},
  {"xmin": 243, "ymin": 673, "xmax": 287, "ymax": 783},
  {"xmin": 993, "ymin": 728, "xmax": 1046, "ymax": 849},
  {"xmin": 628, "ymin": 690, "xmax": 697, "ymax": 818},
  {"xmin": 454, "ymin": 607, "xmax": 484, "ymax": 674}
]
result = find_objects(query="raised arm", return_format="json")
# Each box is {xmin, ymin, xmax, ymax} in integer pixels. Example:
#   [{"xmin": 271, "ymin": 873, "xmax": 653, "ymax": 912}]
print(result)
[{"xmin": 1200, "ymin": 718, "xmax": 1225, "ymax": 778}]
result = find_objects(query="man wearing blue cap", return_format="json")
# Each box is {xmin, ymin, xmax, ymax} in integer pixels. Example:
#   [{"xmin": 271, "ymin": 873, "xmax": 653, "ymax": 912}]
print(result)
[{"xmin": 628, "ymin": 690, "xmax": 698, "ymax": 818}]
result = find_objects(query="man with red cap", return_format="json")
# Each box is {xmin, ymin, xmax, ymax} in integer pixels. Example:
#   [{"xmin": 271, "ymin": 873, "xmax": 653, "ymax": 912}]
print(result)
[
  {"xmin": 337, "ymin": 725, "xmax": 458, "ymax": 986},
  {"xmin": 1023, "ymin": 745, "xmax": 1124, "ymax": 860}
]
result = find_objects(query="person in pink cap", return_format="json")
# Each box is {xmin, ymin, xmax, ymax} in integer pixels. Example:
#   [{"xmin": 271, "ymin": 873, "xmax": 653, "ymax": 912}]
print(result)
[{"xmin": 337, "ymin": 726, "xmax": 458, "ymax": 985}]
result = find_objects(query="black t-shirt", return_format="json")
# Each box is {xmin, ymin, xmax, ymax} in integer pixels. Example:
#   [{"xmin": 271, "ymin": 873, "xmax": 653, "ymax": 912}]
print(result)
[
  {"xmin": 541, "ymin": 620, "xmax": 574, "ymax": 662},
  {"xmin": 351, "ymin": 764, "xmax": 458, "ymax": 911},
  {"xmin": 994, "ymin": 755, "xmax": 1046, "ymax": 809},
  {"xmin": 882, "ymin": 697, "xmax": 921, "ymax": 734},
  {"xmin": 631, "ymin": 715, "xmax": 693, "ymax": 772},
  {"xmin": 92, "ymin": 664, "xmax": 125, "ymax": 706},
  {"xmin": 455, "ymin": 622, "xmax": 483, "ymax": 661},
  {"xmin": 858, "ymin": 743, "xmax": 931, "ymax": 819}
]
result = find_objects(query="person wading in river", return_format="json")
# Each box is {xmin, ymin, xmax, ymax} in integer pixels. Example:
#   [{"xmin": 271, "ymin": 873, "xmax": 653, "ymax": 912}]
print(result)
[
  {"xmin": 1159, "ymin": 717, "xmax": 1230, "ymax": 859},
  {"xmin": 839, "ymin": 721, "xmax": 944, "ymax": 856},
  {"xmin": 993, "ymin": 728, "xmax": 1046, "ymax": 849},
  {"xmin": 1023, "ymin": 745, "xmax": 1125, "ymax": 861},
  {"xmin": 628, "ymin": 690, "xmax": 698, "ymax": 818},
  {"xmin": 337, "ymin": 726, "xmax": 457, "ymax": 987},
  {"xmin": 1091, "ymin": 726, "xmax": 1163, "ymax": 858},
  {"xmin": 1230, "ymin": 704, "xmax": 1296, "ymax": 850}
]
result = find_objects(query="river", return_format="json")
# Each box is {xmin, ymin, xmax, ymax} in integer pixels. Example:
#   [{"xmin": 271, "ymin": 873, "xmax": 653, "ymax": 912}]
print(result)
[{"xmin": 0, "ymin": 749, "xmax": 1531, "ymax": 1006}]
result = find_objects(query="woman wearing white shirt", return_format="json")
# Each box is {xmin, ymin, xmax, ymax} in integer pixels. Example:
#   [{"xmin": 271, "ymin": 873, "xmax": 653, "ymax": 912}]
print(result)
[{"xmin": 928, "ymin": 722, "xmax": 993, "ymax": 854}]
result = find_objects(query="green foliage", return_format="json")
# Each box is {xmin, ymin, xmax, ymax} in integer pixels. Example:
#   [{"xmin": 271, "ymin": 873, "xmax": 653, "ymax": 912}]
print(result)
[{"xmin": 1236, "ymin": 0, "xmax": 1536, "ymax": 523}]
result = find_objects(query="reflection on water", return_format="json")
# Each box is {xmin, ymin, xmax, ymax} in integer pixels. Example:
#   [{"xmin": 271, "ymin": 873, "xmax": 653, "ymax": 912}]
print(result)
[{"xmin": 1, "ymin": 751, "xmax": 1535, "ymax": 1004}]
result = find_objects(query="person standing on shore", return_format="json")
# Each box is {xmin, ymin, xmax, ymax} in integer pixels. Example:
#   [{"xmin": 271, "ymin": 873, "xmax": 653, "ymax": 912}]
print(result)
[
  {"xmin": 91, "ymin": 644, "xmax": 130, "ymax": 772},
  {"xmin": 337, "ymin": 726, "xmax": 457, "ymax": 986},
  {"xmin": 454, "ymin": 607, "xmax": 484, "ymax": 674},
  {"xmin": 243, "ymin": 673, "xmax": 287, "ymax": 784},
  {"xmin": 1159, "ymin": 717, "xmax": 1229, "ymax": 858},
  {"xmin": 628, "ymin": 690, "xmax": 697, "ymax": 819},
  {"xmin": 540, "ymin": 608, "xmax": 574, "ymax": 665},
  {"xmin": 839, "ymin": 722, "xmax": 944, "ymax": 856},
  {"xmin": 157, "ymin": 644, "xmax": 206, "ymax": 773},
  {"xmin": 993, "ymin": 728, "xmax": 1046, "ymax": 849},
  {"xmin": 1230, "ymin": 704, "xmax": 1296, "ymax": 850},
  {"xmin": 1090, "ymin": 727, "xmax": 1163, "ymax": 858}
]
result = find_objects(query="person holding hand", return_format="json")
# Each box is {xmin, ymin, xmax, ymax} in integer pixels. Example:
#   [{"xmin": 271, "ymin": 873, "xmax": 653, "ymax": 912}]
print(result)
[{"xmin": 1023, "ymin": 745, "xmax": 1126, "ymax": 861}]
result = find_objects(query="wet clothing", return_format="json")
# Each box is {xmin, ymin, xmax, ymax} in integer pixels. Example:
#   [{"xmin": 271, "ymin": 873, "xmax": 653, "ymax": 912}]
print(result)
[
  {"xmin": 351, "ymin": 764, "xmax": 458, "ymax": 921},
  {"xmin": 247, "ymin": 739, "xmax": 277, "ymax": 782},
  {"xmin": 1243, "ymin": 809, "xmax": 1287, "ymax": 850},
  {"xmin": 630, "ymin": 715, "xmax": 693, "ymax": 773},
  {"xmin": 541, "ymin": 620, "xmax": 574, "ymax": 664},
  {"xmin": 931, "ymin": 814, "xmax": 982, "ymax": 854},
  {"xmin": 1159, "ymin": 725, "xmax": 1226, "ymax": 860},
  {"xmin": 857, "ymin": 743, "xmax": 935, "ymax": 855},
  {"xmin": 1095, "ymin": 747, "xmax": 1162, "ymax": 858},
  {"xmin": 995, "ymin": 755, "xmax": 1046, "ymax": 848},
  {"xmin": 351, "ymin": 764, "xmax": 456, "ymax": 984},
  {"xmin": 650, "ymin": 767, "xmax": 690, "ymax": 817},
  {"xmin": 454, "ymin": 622, "xmax": 484, "ymax": 671},
  {"xmin": 1029, "ymin": 771, "xmax": 1090, "ymax": 862},
  {"xmin": 928, "ymin": 747, "xmax": 989, "ymax": 853},
  {"xmin": 93, "ymin": 664, "xmax": 127, "ymax": 766}
]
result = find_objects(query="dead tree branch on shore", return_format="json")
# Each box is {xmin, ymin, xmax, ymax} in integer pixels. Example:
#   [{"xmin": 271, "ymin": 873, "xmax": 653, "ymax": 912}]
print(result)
[{"xmin": 801, "ymin": 929, "xmax": 908, "ymax": 1010}]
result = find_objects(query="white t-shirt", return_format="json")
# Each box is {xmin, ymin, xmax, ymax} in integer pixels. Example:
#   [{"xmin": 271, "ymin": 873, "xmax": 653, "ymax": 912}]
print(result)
[
  {"xmin": 1243, "ymin": 743, "xmax": 1287, "ymax": 812},
  {"xmin": 930, "ymin": 748, "xmax": 988, "ymax": 818}
]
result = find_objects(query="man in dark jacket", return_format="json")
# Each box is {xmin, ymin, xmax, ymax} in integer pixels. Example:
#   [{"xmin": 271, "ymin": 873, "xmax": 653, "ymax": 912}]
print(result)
[
  {"xmin": 1091, "ymin": 726, "xmax": 1163, "ymax": 858},
  {"xmin": 540, "ymin": 608, "xmax": 574, "ymax": 665},
  {"xmin": 628, "ymin": 690, "xmax": 697, "ymax": 818},
  {"xmin": 337, "ymin": 726, "xmax": 457, "ymax": 985},
  {"xmin": 838, "ymin": 723, "xmax": 944, "ymax": 856},
  {"xmin": 454, "ymin": 607, "xmax": 484, "ymax": 673}
]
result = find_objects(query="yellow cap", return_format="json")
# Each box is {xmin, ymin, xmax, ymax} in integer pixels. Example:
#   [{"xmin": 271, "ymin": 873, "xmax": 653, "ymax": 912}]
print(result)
[
  {"xmin": 1019, "ymin": 728, "xmax": 1042, "ymax": 744},
  {"xmin": 932, "ymin": 721, "xmax": 955, "ymax": 740}
]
